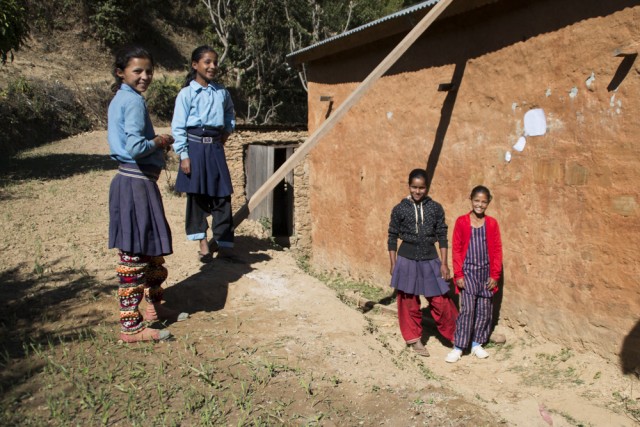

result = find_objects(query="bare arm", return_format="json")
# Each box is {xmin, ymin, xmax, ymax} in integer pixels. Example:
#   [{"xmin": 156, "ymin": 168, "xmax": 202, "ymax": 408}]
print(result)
[
  {"xmin": 439, "ymin": 247, "xmax": 450, "ymax": 280},
  {"xmin": 389, "ymin": 250, "xmax": 397, "ymax": 276}
]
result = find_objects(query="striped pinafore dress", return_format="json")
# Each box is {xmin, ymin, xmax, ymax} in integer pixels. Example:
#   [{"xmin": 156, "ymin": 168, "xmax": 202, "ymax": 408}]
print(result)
[{"xmin": 454, "ymin": 224, "xmax": 493, "ymax": 347}]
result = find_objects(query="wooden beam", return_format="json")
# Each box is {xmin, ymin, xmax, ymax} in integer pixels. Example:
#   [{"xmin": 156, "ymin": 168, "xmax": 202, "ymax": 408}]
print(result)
[{"xmin": 234, "ymin": 0, "xmax": 455, "ymax": 226}]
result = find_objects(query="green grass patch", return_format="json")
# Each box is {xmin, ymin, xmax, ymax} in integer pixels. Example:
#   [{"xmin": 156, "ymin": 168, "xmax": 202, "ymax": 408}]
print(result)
[{"xmin": 296, "ymin": 255, "xmax": 389, "ymax": 303}]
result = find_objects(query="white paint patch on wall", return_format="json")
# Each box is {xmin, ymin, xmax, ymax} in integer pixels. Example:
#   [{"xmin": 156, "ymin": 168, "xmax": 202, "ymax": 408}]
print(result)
[
  {"xmin": 386, "ymin": 111, "xmax": 393, "ymax": 120},
  {"xmin": 523, "ymin": 108, "xmax": 547, "ymax": 136},
  {"xmin": 569, "ymin": 87, "xmax": 579, "ymax": 98},
  {"xmin": 513, "ymin": 136, "xmax": 526, "ymax": 152},
  {"xmin": 585, "ymin": 72, "xmax": 596, "ymax": 88}
]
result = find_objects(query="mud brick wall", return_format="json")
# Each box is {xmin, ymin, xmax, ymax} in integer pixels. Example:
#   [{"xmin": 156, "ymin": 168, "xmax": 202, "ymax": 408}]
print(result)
[
  {"xmin": 303, "ymin": 1, "xmax": 640, "ymax": 365},
  {"xmin": 225, "ymin": 130, "xmax": 311, "ymax": 254}
]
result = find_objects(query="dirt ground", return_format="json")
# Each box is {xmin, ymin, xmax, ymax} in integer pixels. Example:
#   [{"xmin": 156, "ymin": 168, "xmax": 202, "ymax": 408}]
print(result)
[{"xmin": 0, "ymin": 130, "xmax": 639, "ymax": 426}]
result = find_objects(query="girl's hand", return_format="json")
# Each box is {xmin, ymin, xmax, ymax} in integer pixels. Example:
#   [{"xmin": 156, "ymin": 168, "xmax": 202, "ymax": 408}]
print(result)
[
  {"xmin": 161, "ymin": 134, "xmax": 174, "ymax": 150},
  {"xmin": 180, "ymin": 158, "xmax": 191, "ymax": 175},
  {"xmin": 455, "ymin": 278, "xmax": 465, "ymax": 290},
  {"xmin": 440, "ymin": 264, "xmax": 450, "ymax": 280},
  {"xmin": 487, "ymin": 278, "xmax": 498, "ymax": 291},
  {"xmin": 154, "ymin": 134, "xmax": 173, "ymax": 151}
]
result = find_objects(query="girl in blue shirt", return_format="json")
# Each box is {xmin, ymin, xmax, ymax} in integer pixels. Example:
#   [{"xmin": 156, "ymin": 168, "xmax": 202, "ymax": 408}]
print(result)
[
  {"xmin": 108, "ymin": 45, "xmax": 188, "ymax": 343},
  {"xmin": 171, "ymin": 45, "xmax": 236, "ymax": 262}
]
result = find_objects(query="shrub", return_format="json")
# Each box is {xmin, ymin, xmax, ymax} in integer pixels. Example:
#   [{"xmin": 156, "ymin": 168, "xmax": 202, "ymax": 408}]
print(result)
[
  {"xmin": 84, "ymin": 0, "xmax": 151, "ymax": 47},
  {"xmin": 88, "ymin": 0, "xmax": 129, "ymax": 46},
  {"xmin": 0, "ymin": 0, "xmax": 29, "ymax": 63},
  {"xmin": 0, "ymin": 77, "xmax": 92, "ymax": 154},
  {"xmin": 146, "ymin": 76, "xmax": 181, "ymax": 123},
  {"xmin": 26, "ymin": 0, "xmax": 74, "ymax": 34}
]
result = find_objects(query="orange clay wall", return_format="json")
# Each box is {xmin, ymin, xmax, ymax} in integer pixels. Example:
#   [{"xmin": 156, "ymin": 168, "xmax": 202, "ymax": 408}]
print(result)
[{"xmin": 304, "ymin": 1, "xmax": 639, "ymax": 367}]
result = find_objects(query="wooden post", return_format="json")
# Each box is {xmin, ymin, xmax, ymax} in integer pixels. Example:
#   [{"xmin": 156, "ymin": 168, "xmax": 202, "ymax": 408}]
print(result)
[{"xmin": 234, "ymin": 0, "xmax": 454, "ymax": 226}]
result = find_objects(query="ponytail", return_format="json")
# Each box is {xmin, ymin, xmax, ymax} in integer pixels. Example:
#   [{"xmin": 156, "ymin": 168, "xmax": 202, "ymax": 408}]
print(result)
[{"xmin": 184, "ymin": 45, "xmax": 218, "ymax": 87}]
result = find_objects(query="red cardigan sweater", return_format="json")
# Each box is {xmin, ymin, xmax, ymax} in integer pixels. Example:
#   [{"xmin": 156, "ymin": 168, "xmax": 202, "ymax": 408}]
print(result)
[{"xmin": 452, "ymin": 213, "xmax": 503, "ymax": 293}]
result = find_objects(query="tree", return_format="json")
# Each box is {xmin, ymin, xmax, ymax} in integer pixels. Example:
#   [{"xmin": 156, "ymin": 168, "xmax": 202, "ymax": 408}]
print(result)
[
  {"xmin": 200, "ymin": 0, "xmax": 416, "ymax": 124},
  {"xmin": 0, "ymin": 0, "xmax": 29, "ymax": 63}
]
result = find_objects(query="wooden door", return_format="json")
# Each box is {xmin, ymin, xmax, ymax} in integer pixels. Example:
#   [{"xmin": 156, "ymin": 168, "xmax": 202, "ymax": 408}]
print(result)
[{"xmin": 245, "ymin": 144, "xmax": 274, "ymax": 222}]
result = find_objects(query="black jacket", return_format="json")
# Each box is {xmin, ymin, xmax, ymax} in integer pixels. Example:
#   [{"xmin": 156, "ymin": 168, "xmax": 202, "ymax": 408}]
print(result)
[{"xmin": 388, "ymin": 196, "xmax": 448, "ymax": 260}]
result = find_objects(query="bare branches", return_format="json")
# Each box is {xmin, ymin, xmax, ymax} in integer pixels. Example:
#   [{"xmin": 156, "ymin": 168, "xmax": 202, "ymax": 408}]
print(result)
[
  {"xmin": 200, "ymin": 0, "xmax": 231, "ymax": 64},
  {"xmin": 343, "ymin": 1, "xmax": 356, "ymax": 33}
]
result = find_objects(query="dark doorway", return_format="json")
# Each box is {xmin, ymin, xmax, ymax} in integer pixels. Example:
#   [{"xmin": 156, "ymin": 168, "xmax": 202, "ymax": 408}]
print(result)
[
  {"xmin": 245, "ymin": 144, "xmax": 297, "ymax": 245},
  {"xmin": 272, "ymin": 147, "xmax": 294, "ymax": 240}
]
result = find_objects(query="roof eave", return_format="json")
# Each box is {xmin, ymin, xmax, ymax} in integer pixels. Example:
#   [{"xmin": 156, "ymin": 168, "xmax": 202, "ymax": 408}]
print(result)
[{"xmin": 287, "ymin": 0, "xmax": 501, "ymax": 66}]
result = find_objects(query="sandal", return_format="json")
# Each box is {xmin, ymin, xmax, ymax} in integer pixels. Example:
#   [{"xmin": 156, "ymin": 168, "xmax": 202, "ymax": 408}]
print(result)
[
  {"xmin": 119, "ymin": 327, "xmax": 171, "ymax": 343},
  {"xmin": 145, "ymin": 304, "xmax": 189, "ymax": 323},
  {"xmin": 409, "ymin": 341, "xmax": 430, "ymax": 357},
  {"xmin": 197, "ymin": 251, "xmax": 213, "ymax": 263},
  {"xmin": 207, "ymin": 239, "xmax": 219, "ymax": 254}
]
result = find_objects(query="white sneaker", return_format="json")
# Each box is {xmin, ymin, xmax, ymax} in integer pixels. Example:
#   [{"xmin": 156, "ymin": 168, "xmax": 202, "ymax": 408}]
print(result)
[
  {"xmin": 445, "ymin": 349, "xmax": 462, "ymax": 363},
  {"xmin": 471, "ymin": 345, "xmax": 489, "ymax": 359}
]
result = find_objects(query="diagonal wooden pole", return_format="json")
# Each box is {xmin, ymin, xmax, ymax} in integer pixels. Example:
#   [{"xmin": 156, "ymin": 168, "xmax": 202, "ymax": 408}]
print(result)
[{"xmin": 234, "ymin": 0, "xmax": 455, "ymax": 226}]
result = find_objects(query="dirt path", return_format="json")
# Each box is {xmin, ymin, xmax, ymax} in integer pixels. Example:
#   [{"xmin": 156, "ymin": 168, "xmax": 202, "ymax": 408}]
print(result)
[{"xmin": 0, "ymin": 131, "xmax": 638, "ymax": 426}]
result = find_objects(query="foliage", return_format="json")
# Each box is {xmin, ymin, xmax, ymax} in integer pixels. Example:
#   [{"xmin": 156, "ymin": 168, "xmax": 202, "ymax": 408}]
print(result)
[
  {"xmin": 25, "ymin": 0, "xmax": 75, "ymax": 35},
  {"xmin": 146, "ymin": 75, "xmax": 182, "ymax": 123},
  {"xmin": 0, "ymin": 0, "xmax": 29, "ymax": 63},
  {"xmin": 0, "ymin": 77, "xmax": 92, "ymax": 154},
  {"xmin": 82, "ymin": 0, "xmax": 151, "ymax": 47},
  {"xmin": 4, "ymin": 0, "xmax": 425, "ymax": 137},
  {"xmin": 200, "ymin": 0, "xmax": 424, "ymax": 124}
]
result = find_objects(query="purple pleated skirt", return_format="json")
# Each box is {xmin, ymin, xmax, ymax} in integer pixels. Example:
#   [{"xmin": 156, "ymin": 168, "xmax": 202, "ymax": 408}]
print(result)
[
  {"xmin": 108, "ymin": 163, "xmax": 173, "ymax": 256},
  {"xmin": 391, "ymin": 256, "xmax": 451, "ymax": 297}
]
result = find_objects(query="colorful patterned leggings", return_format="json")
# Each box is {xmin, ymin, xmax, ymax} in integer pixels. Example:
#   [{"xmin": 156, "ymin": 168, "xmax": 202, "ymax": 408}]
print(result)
[{"xmin": 116, "ymin": 252, "xmax": 168, "ymax": 334}]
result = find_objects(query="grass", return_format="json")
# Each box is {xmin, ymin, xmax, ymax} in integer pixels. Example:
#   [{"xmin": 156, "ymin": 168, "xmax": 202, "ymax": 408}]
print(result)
[
  {"xmin": 296, "ymin": 255, "xmax": 389, "ymax": 303},
  {"xmin": 510, "ymin": 347, "xmax": 585, "ymax": 388},
  {"xmin": 1, "ymin": 313, "xmax": 422, "ymax": 426},
  {"xmin": 610, "ymin": 389, "xmax": 640, "ymax": 423}
]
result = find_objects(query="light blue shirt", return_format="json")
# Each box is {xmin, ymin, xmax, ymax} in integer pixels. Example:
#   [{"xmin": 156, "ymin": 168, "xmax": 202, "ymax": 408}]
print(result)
[
  {"xmin": 107, "ymin": 84, "xmax": 163, "ymax": 168},
  {"xmin": 171, "ymin": 80, "xmax": 236, "ymax": 160}
]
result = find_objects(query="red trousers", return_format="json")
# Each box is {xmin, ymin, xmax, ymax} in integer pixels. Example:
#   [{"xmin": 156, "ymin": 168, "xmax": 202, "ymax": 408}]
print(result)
[{"xmin": 396, "ymin": 290, "xmax": 458, "ymax": 344}]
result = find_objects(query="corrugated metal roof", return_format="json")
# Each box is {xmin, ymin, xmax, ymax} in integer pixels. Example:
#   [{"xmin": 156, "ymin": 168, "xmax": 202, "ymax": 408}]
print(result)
[{"xmin": 287, "ymin": 0, "xmax": 440, "ymax": 60}]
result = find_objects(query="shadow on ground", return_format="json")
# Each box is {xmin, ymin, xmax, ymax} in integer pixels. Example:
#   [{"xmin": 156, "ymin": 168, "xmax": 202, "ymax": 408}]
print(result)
[
  {"xmin": 163, "ymin": 235, "xmax": 275, "ymax": 318},
  {"xmin": 0, "ymin": 260, "xmax": 116, "ymax": 397},
  {"xmin": 0, "ymin": 153, "xmax": 115, "ymax": 191}
]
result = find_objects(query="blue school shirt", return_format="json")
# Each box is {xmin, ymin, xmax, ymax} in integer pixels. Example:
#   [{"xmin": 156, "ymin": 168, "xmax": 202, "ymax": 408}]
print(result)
[
  {"xmin": 107, "ymin": 84, "xmax": 164, "ymax": 168},
  {"xmin": 171, "ymin": 80, "xmax": 236, "ymax": 160}
]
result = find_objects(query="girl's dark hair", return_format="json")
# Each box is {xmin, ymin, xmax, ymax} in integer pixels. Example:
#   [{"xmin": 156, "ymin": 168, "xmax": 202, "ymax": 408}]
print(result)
[
  {"xmin": 408, "ymin": 168, "xmax": 428, "ymax": 185},
  {"xmin": 470, "ymin": 185, "xmax": 493, "ymax": 201},
  {"xmin": 184, "ymin": 45, "xmax": 218, "ymax": 87},
  {"xmin": 111, "ymin": 45, "xmax": 154, "ymax": 93}
]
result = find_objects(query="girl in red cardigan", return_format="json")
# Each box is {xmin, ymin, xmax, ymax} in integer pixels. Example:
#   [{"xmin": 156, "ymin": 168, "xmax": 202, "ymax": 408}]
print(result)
[{"xmin": 445, "ymin": 186, "xmax": 502, "ymax": 363}]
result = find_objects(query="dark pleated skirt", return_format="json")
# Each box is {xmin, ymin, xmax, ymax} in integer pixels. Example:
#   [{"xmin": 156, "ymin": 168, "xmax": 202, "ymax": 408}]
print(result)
[
  {"xmin": 175, "ymin": 141, "xmax": 233, "ymax": 197},
  {"xmin": 109, "ymin": 163, "xmax": 173, "ymax": 256},
  {"xmin": 391, "ymin": 256, "xmax": 451, "ymax": 297}
]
